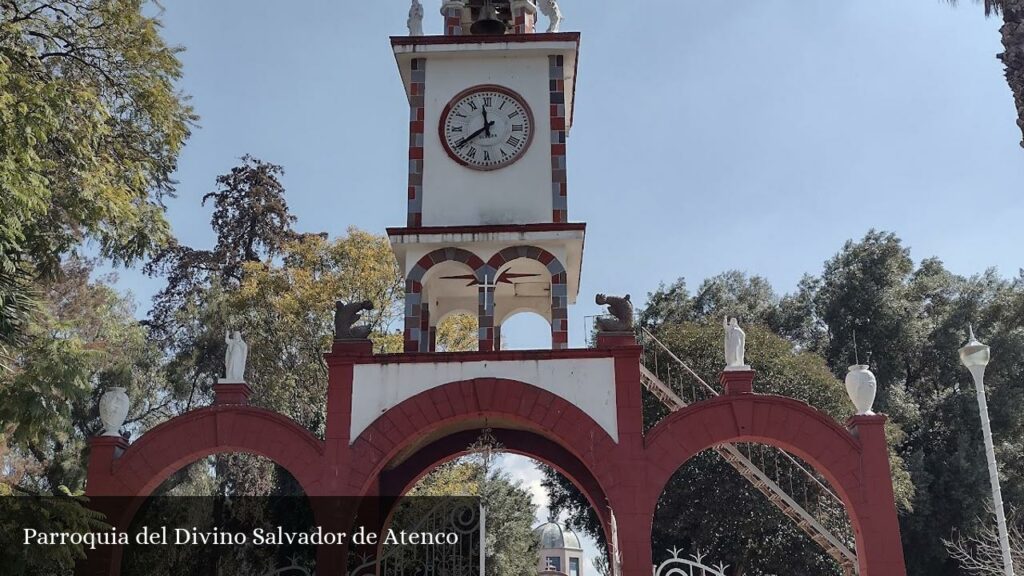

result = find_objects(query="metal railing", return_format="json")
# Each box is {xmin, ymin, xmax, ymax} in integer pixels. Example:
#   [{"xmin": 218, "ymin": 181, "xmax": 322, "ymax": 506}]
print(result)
[{"xmin": 638, "ymin": 327, "xmax": 858, "ymax": 575}]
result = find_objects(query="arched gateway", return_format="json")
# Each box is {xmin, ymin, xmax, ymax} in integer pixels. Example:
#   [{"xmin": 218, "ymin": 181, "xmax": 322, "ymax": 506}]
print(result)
[
  {"xmin": 83, "ymin": 334, "xmax": 907, "ymax": 576},
  {"xmin": 82, "ymin": 4, "xmax": 907, "ymax": 574}
]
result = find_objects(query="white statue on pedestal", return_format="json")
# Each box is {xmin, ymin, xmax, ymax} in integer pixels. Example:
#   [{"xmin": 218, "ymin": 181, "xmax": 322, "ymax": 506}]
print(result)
[
  {"xmin": 224, "ymin": 331, "xmax": 248, "ymax": 382},
  {"xmin": 539, "ymin": 0, "xmax": 563, "ymax": 32},
  {"xmin": 723, "ymin": 317, "xmax": 749, "ymax": 370},
  {"xmin": 408, "ymin": 0, "xmax": 424, "ymax": 36}
]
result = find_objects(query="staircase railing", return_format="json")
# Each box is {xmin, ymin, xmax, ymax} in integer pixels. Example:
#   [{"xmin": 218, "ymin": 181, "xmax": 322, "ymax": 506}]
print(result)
[{"xmin": 637, "ymin": 327, "xmax": 859, "ymax": 575}]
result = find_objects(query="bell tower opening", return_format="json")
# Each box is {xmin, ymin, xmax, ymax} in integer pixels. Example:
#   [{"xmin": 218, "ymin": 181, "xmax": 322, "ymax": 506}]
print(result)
[{"xmin": 497, "ymin": 311, "xmax": 553, "ymax": 350}]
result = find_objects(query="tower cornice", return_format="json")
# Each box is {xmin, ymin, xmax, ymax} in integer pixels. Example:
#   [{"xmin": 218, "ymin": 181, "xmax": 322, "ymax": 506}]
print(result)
[
  {"xmin": 391, "ymin": 32, "xmax": 581, "ymax": 134},
  {"xmin": 390, "ymin": 31, "xmax": 580, "ymax": 48}
]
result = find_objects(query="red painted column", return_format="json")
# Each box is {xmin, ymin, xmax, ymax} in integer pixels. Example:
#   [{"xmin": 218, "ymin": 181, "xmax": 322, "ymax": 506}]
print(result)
[
  {"xmin": 212, "ymin": 382, "xmax": 252, "ymax": 405},
  {"xmin": 596, "ymin": 332, "xmax": 652, "ymax": 576},
  {"xmin": 85, "ymin": 436, "xmax": 129, "ymax": 496},
  {"xmin": 611, "ymin": 505, "xmax": 655, "ymax": 576},
  {"xmin": 719, "ymin": 369, "xmax": 755, "ymax": 395},
  {"xmin": 847, "ymin": 414, "xmax": 908, "ymax": 576},
  {"xmin": 79, "ymin": 436, "xmax": 132, "ymax": 575},
  {"xmin": 323, "ymin": 341, "xmax": 372, "ymax": 490},
  {"xmin": 597, "ymin": 333, "xmax": 644, "ymax": 445},
  {"xmin": 319, "ymin": 341, "xmax": 374, "ymax": 574}
]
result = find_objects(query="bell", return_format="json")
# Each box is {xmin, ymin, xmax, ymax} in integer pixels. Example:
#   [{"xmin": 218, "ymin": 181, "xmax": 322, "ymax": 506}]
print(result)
[{"xmin": 470, "ymin": 1, "xmax": 506, "ymax": 35}]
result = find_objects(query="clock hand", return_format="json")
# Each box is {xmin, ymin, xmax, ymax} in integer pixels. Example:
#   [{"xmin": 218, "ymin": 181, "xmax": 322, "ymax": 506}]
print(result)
[
  {"xmin": 481, "ymin": 106, "xmax": 491, "ymax": 137},
  {"xmin": 455, "ymin": 121, "xmax": 495, "ymax": 149}
]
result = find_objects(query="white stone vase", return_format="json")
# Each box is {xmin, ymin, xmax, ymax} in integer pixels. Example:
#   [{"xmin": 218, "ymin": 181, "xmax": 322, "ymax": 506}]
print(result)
[
  {"xmin": 99, "ymin": 387, "xmax": 130, "ymax": 437},
  {"xmin": 845, "ymin": 365, "xmax": 877, "ymax": 415}
]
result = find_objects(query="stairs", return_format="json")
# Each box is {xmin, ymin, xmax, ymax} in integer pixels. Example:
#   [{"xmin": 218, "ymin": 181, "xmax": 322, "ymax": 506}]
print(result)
[{"xmin": 638, "ymin": 329, "xmax": 859, "ymax": 575}]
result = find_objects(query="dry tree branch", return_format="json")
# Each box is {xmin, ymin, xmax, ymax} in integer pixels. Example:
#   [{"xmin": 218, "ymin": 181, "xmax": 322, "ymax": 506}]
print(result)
[{"xmin": 944, "ymin": 507, "xmax": 1023, "ymax": 575}]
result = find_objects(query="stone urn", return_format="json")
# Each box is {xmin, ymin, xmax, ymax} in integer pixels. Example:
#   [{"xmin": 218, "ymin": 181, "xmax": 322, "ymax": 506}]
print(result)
[
  {"xmin": 845, "ymin": 365, "xmax": 877, "ymax": 415},
  {"xmin": 99, "ymin": 387, "xmax": 130, "ymax": 437}
]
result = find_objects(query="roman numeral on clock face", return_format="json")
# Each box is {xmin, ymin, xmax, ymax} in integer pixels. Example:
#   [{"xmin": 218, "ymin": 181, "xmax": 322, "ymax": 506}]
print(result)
[{"xmin": 442, "ymin": 88, "xmax": 532, "ymax": 169}]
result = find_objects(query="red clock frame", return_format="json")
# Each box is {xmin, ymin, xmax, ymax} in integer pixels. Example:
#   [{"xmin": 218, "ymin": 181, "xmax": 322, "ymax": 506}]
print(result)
[{"xmin": 438, "ymin": 84, "xmax": 536, "ymax": 171}]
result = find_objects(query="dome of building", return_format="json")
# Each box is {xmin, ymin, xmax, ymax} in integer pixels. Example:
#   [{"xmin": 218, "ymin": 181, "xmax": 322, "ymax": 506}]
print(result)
[{"xmin": 534, "ymin": 521, "xmax": 582, "ymax": 550}]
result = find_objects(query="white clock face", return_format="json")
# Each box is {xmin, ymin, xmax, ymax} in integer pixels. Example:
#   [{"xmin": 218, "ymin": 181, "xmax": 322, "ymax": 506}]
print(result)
[{"xmin": 441, "ymin": 86, "xmax": 533, "ymax": 171}]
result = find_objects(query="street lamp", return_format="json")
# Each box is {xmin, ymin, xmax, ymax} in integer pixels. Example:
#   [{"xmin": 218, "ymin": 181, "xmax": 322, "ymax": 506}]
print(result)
[{"xmin": 959, "ymin": 326, "xmax": 1015, "ymax": 576}]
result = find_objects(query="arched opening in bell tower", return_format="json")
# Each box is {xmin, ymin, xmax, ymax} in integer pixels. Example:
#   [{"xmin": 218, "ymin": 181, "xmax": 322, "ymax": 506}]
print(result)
[
  {"xmin": 399, "ymin": 244, "xmax": 574, "ymax": 352},
  {"xmin": 498, "ymin": 310, "xmax": 555, "ymax": 350},
  {"xmin": 434, "ymin": 310, "xmax": 479, "ymax": 352},
  {"xmin": 416, "ymin": 257, "xmax": 482, "ymax": 353}
]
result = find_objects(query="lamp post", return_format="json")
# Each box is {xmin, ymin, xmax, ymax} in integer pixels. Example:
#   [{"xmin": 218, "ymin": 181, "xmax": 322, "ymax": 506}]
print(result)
[{"xmin": 959, "ymin": 326, "xmax": 1015, "ymax": 576}]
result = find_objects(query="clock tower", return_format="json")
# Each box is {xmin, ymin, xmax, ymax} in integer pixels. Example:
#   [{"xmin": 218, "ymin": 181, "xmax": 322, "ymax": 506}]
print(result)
[{"xmin": 390, "ymin": 0, "xmax": 582, "ymax": 352}]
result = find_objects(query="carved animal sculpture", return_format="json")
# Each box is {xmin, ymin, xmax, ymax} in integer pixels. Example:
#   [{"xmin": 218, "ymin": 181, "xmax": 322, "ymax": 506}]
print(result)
[
  {"xmin": 595, "ymin": 293, "xmax": 634, "ymax": 332},
  {"xmin": 334, "ymin": 300, "xmax": 375, "ymax": 340}
]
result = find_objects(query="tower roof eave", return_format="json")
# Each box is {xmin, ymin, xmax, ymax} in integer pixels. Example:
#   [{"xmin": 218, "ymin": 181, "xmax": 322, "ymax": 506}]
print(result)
[{"xmin": 391, "ymin": 32, "xmax": 581, "ymax": 134}]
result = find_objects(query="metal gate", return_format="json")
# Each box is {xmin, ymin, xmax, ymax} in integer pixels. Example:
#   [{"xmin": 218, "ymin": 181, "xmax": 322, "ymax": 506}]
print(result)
[{"xmin": 654, "ymin": 548, "xmax": 729, "ymax": 576}]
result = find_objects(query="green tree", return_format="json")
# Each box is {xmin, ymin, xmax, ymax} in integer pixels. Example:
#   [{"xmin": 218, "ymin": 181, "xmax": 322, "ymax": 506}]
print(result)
[
  {"xmin": 142, "ymin": 157, "xmax": 477, "ymax": 497},
  {"xmin": 0, "ymin": 0, "xmax": 194, "ymax": 355},
  {"xmin": 144, "ymin": 156, "xmax": 298, "ymax": 409},
  {"xmin": 411, "ymin": 460, "xmax": 539, "ymax": 576},
  {"xmin": 805, "ymin": 232, "xmax": 1024, "ymax": 576},
  {"xmin": 810, "ymin": 230, "xmax": 917, "ymax": 412},
  {"xmin": 0, "ymin": 258, "xmax": 171, "ymax": 574},
  {"xmin": 554, "ymin": 231, "xmax": 1024, "ymax": 574},
  {"xmin": 640, "ymin": 271, "xmax": 781, "ymax": 329},
  {"xmin": 1, "ymin": 258, "xmax": 171, "ymax": 491},
  {"xmin": 544, "ymin": 322, "xmax": 902, "ymax": 575},
  {"xmin": 226, "ymin": 229, "xmax": 407, "ymax": 432}
]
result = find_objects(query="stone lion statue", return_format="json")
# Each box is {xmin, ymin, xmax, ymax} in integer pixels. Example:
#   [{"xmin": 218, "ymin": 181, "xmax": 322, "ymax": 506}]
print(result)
[
  {"xmin": 595, "ymin": 293, "xmax": 634, "ymax": 332},
  {"xmin": 334, "ymin": 300, "xmax": 374, "ymax": 340}
]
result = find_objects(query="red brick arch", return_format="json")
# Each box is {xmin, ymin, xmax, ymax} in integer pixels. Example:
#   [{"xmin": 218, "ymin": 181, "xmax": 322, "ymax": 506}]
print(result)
[
  {"xmin": 631, "ymin": 395, "xmax": 905, "ymax": 576},
  {"xmin": 377, "ymin": 429, "xmax": 615, "ymax": 545},
  {"xmin": 404, "ymin": 247, "xmax": 487, "ymax": 352},
  {"xmin": 346, "ymin": 378, "xmax": 618, "ymax": 502},
  {"xmin": 408, "ymin": 247, "xmax": 487, "ymax": 284},
  {"xmin": 92, "ymin": 406, "xmax": 325, "ymax": 500},
  {"xmin": 485, "ymin": 246, "xmax": 569, "ymax": 349},
  {"xmin": 83, "ymin": 340, "xmax": 908, "ymax": 576},
  {"xmin": 403, "ymin": 246, "xmax": 571, "ymax": 352}
]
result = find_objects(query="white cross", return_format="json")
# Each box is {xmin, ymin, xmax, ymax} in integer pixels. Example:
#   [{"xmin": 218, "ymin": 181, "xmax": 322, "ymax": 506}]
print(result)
[{"xmin": 481, "ymin": 273, "xmax": 498, "ymax": 313}]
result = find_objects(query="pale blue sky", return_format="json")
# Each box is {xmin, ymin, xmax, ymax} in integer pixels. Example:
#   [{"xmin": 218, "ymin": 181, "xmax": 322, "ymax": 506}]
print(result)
[
  {"xmin": 107, "ymin": 0, "xmax": 1022, "ymax": 564},
  {"xmin": 115, "ymin": 0, "xmax": 1024, "ymax": 349}
]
